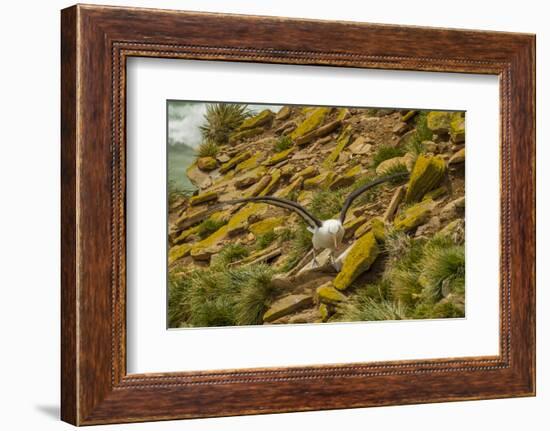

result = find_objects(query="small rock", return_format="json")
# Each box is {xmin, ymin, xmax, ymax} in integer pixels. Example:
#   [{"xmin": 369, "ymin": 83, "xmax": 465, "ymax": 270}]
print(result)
[
  {"xmin": 237, "ymin": 109, "xmax": 274, "ymax": 131},
  {"xmin": 449, "ymin": 148, "xmax": 465, "ymax": 165},
  {"xmin": 216, "ymin": 153, "xmax": 230, "ymax": 163},
  {"xmin": 422, "ymin": 141, "xmax": 438, "ymax": 153},
  {"xmin": 189, "ymin": 191, "xmax": 218, "ymax": 206},
  {"xmin": 248, "ymin": 217, "xmax": 285, "ymax": 236},
  {"xmin": 263, "ymin": 294, "xmax": 314, "ymax": 322},
  {"xmin": 427, "ymin": 111, "xmax": 452, "ymax": 134},
  {"xmin": 348, "ymin": 136, "xmax": 373, "ymax": 155},
  {"xmin": 333, "ymin": 232, "xmax": 379, "ymax": 291},
  {"xmin": 405, "ymin": 155, "xmax": 447, "ymax": 203},
  {"xmin": 316, "ymin": 282, "xmax": 347, "ymax": 304},
  {"xmin": 439, "ymin": 197, "xmax": 465, "ymax": 221},
  {"xmin": 415, "ymin": 216, "xmax": 441, "ymax": 237},
  {"xmin": 392, "ymin": 122, "xmax": 409, "ymax": 135},
  {"xmin": 303, "ymin": 172, "xmax": 336, "ymax": 190},
  {"xmin": 450, "ymin": 113, "xmax": 465, "ymax": 143},
  {"xmin": 197, "ymin": 156, "xmax": 217, "ymax": 171},
  {"xmin": 401, "ymin": 110, "xmax": 418, "ymax": 122},
  {"xmin": 219, "ymin": 151, "xmax": 252, "ymax": 173},
  {"xmin": 394, "ymin": 199, "xmax": 437, "ymax": 232},
  {"xmin": 438, "ymin": 219, "xmax": 465, "ymax": 243},
  {"xmin": 275, "ymin": 106, "xmax": 291, "ymax": 121},
  {"xmin": 263, "ymin": 147, "xmax": 294, "ymax": 166},
  {"xmin": 375, "ymin": 153, "xmax": 415, "ymax": 175}
]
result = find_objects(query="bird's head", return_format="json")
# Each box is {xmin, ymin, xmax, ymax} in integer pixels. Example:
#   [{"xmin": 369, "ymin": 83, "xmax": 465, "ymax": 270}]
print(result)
[{"xmin": 323, "ymin": 219, "xmax": 345, "ymax": 249}]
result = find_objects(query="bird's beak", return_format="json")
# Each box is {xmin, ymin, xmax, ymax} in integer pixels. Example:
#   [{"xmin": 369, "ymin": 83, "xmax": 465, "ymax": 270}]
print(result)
[{"xmin": 333, "ymin": 235, "xmax": 339, "ymax": 250}]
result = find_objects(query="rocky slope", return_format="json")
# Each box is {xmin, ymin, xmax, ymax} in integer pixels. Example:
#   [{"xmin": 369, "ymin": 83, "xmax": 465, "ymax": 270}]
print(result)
[{"xmin": 168, "ymin": 105, "xmax": 466, "ymax": 327}]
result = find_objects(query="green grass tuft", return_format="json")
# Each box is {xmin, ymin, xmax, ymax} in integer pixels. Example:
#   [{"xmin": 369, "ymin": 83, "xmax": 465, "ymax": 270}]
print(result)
[
  {"xmin": 196, "ymin": 140, "xmax": 220, "ymax": 158},
  {"xmin": 371, "ymin": 145, "xmax": 405, "ymax": 168},
  {"xmin": 273, "ymin": 135, "xmax": 294, "ymax": 153},
  {"xmin": 199, "ymin": 103, "xmax": 251, "ymax": 145},
  {"xmin": 255, "ymin": 230, "xmax": 277, "ymax": 250}
]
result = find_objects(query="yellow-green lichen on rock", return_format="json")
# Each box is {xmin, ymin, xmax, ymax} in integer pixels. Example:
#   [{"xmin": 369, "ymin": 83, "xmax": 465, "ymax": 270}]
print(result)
[
  {"xmin": 291, "ymin": 165, "xmax": 318, "ymax": 182},
  {"xmin": 275, "ymin": 177, "xmax": 303, "ymax": 198},
  {"xmin": 316, "ymin": 282, "xmax": 347, "ymax": 304},
  {"xmin": 423, "ymin": 186, "xmax": 447, "ymax": 201},
  {"xmin": 333, "ymin": 232, "xmax": 380, "ymax": 291},
  {"xmin": 246, "ymin": 174, "xmax": 271, "ymax": 197},
  {"xmin": 259, "ymin": 169, "xmax": 282, "ymax": 196},
  {"xmin": 449, "ymin": 148, "xmax": 465, "ymax": 165},
  {"xmin": 335, "ymin": 108, "xmax": 349, "ymax": 121},
  {"xmin": 228, "ymin": 127, "xmax": 264, "ymax": 144},
  {"xmin": 405, "ymin": 155, "xmax": 446, "ymax": 203},
  {"xmin": 189, "ymin": 190, "xmax": 218, "ymax": 206},
  {"xmin": 275, "ymin": 106, "xmax": 291, "ymax": 121},
  {"xmin": 197, "ymin": 156, "xmax": 217, "ymax": 171},
  {"xmin": 235, "ymin": 151, "xmax": 265, "ymax": 173},
  {"xmin": 219, "ymin": 151, "xmax": 252, "ymax": 173},
  {"xmin": 370, "ymin": 217, "xmax": 386, "ymax": 243},
  {"xmin": 427, "ymin": 111, "xmax": 452, "ymax": 134},
  {"xmin": 238, "ymin": 109, "xmax": 274, "ymax": 130},
  {"xmin": 168, "ymin": 243, "xmax": 192, "ymax": 265},
  {"xmin": 394, "ymin": 199, "xmax": 435, "ymax": 232},
  {"xmin": 401, "ymin": 110, "xmax": 418, "ymax": 122},
  {"xmin": 319, "ymin": 303, "xmax": 330, "ymax": 322},
  {"xmin": 329, "ymin": 164, "xmax": 362, "ymax": 190},
  {"xmin": 290, "ymin": 107, "xmax": 331, "ymax": 140},
  {"xmin": 248, "ymin": 216, "xmax": 285, "ymax": 236},
  {"xmin": 303, "ymin": 171, "xmax": 336, "ymax": 190},
  {"xmin": 173, "ymin": 225, "xmax": 200, "ymax": 245},
  {"xmin": 264, "ymin": 147, "xmax": 294, "ymax": 166},
  {"xmin": 322, "ymin": 125, "xmax": 352, "ymax": 167},
  {"xmin": 450, "ymin": 112, "xmax": 465, "ymax": 143},
  {"xmin": 226, "ymin": 203, "xmax": 267, "ymax": 236}
]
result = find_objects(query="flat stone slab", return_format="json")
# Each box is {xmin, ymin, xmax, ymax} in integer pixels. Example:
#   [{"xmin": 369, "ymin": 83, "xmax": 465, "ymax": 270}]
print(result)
[{"xmin": 263, "ymin": 294, "xmax": 314, "ymax": 323}]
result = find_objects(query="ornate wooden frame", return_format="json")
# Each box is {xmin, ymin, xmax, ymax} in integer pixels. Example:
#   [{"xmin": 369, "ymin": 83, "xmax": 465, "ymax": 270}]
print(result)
[{"xmin": 61, "ymin": 4, "xmax": 536, "ymax": 425}]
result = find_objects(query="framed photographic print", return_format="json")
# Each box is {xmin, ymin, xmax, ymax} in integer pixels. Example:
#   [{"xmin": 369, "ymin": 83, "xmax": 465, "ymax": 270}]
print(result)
[{"xmin": 61, "ymin": 4, "xmax": 535, "ymax": 425}]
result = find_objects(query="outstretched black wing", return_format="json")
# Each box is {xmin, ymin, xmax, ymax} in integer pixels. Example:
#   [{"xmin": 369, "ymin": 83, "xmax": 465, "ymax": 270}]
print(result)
[
  {"xmin": 217, "ymin": 196, "xmax": 322, "ymax": 230},
  {"xmin": 339, "ymin": 172, "xmax": 409, "ymax": 223}
]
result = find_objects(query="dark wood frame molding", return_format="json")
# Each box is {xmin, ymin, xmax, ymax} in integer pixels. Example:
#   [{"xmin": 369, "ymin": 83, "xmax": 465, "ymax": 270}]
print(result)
[{"xmin": 61, "ymin": 4, "xmax": 536, "ymax": 425}]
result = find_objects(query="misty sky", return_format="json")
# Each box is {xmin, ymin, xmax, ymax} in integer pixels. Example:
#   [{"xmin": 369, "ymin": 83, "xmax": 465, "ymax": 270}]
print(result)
[{"xmin": 168, "ymin": 101, "xmax": 282, "ymax": 148}]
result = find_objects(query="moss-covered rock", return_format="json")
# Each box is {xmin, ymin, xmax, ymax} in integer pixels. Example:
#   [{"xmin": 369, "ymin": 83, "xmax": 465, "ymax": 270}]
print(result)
[
  {"xmin": 394, "ymin": 199, "xmax": 435, "ymax": 232},
  {"xmin": 275, "ymin": 106, "xmax": 291, "ymax": 121},
  {"xmin": 303, "ymin": 171, "xmax": 336, "ymax": 190},
  {"xmin": 228, "ymin": 127, "xmax": 264, "ymax": 144},
  {"xmin": 238, "ymin": 109, "xmax": 274, "ymax": 130},
  {"xmin": 197, "ymin": 156, "xmax": 217, "ymax": 171},
  {"xmin": 316, "ymin": 282, "xmax": 347, "ymax": 304},
  {"xmin": 438, "ymin": 218, "xmax": 465, "ymax": 240},
  {"xmin": 335, "ymin": 108, "xmax": 349, "ymax": 121},
  {"xmin": 259, "ymin": 169, "xmax": 282, "ymax": 196},
  {"xmin": 343, "ymin": 215, "xmax": 368, "ymax": 239},
  {"xmin": 226, "ymin": 203, "xmax": 267, "ymax": 236},
  {"xmin": 370, "ymin": 217, "xmax": 386, "ymax": 242},
  {"xmin": 375, "ymin": 153, "xmax": 415, "ymax": 175},
  {"xmin": 219, "ymin": 151, "xmax": 252, "ymax": 173},
  {"xmin": 173, "ymin": 225, "xmax": 200, "ymax": 245},
  {"xmin": 450, "ymin": 112, "xmax": 465, "ymax": 143},
  {"xmin": 275, "ymin": 177, "xmax": 303, "ymax": 198},
  {"xmin": 319, "ymin": 303, "xmax": 331, "ymax": 322},
  {"xmin": 249, "ymin": 216, "xmax": 285, "ymax": 236},
  {"xmin": 234, "ymin": 167, "xmax": 267, "ymax": 189},
  {"xmin": 263, "ymin": 147, "xmax": 294, "ymax": 166},
  {"xmin": 290, "ymin": 166, "xmax": 318, "ymax": 182},
  {"xmin": 333, "ymin": 232, "xmax": 380, "ymax": 290},
  {"xmin": 246, "ymin": 174, "xmax": 272, "ymax": 197},
  {"xmin": 329, "ymin": 164, "xmax": 362, "ymax": 190},
  {"xmin": 427, "ymin": 111, "xmax": 452, "ymax": 134},
  {"xmin": 235, "ymin": 151, "xmax": 265, "ymax": 173},
  {"xmin": 401, "ymin": 110, "xmax": 418, "ymax": 122},
  {"xmin": 263, "ymin": 294, "xmax": 314, "ymax": 322},
  {"xmin": 189, "ymin": 190, "xmax": 218, "ymax": 206},
  {"xmin": 322, "ymin": 125, "xmax": 352, "ymax": 167},
  {"xmin": 168, "ymin": 243, "xmax": 192, "ymax": 265},
  {"xmin": 290, "ymin": 107, "xmax": 331, "ymax": 140},
  {"xmin": 405, "ymin": 155, "xmax": 446, "ymax": 203},
  {"xmin": 423, "ymin": 186, "xmax": 447, "ymax": 201}
]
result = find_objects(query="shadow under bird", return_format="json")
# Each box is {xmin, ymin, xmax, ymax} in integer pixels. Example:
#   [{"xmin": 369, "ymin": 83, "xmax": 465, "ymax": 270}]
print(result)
[{"xmin": 218, "ymin": 172, "xmax": 409, "ymax": 269}]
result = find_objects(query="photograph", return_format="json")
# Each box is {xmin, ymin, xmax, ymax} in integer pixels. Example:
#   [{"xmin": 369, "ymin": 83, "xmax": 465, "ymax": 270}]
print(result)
[{"xmin": 167, "ymin": 102, "xmax": 466, "ymax": 328}]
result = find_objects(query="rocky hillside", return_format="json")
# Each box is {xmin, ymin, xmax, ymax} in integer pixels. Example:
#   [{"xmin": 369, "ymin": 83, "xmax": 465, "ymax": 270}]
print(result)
[{"xmin": 168, "ymin": 105, "xmax": 466, "ymax": 327}]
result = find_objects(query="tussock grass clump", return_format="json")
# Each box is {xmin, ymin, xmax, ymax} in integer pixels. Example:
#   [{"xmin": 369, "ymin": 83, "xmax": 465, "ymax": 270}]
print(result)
[
  {"xmin": 309, "ymin": 189, "xmax": 346, "ymax": 220},
  {"xmin": 280, "ymin": 223, "xmax": 312, "ymax": 272},
  {"xmin": 273, "ymin": 135, "xmax": 294, "ymax": 153},
  {"xmin": 256, "ymin": 231, "xmax": 277, "ymax": 250},
  {"xmin": 371, "ymin": 145, "xmax": 405, "ymax": 168},
  {"xmin": 199, "ymin": 103, "xmax": 250, "ymax": 145},
  {"xmin": 197, "ymin": 140, "xmax": 220, "ymax": 158},
  {"xmin": 338, "ymin": 296, "xmax": 408, "ymax": 322},
  {"xmin": 168, "ymin": 263, "xmax": 276, "ymax": 328},
  {"xmin": 405, "ymin": 111, "xmax": 432, "ymax": 156},
  {"xmin": 215, "ymin": 243, "xmax": 249, "ymax": 265}
]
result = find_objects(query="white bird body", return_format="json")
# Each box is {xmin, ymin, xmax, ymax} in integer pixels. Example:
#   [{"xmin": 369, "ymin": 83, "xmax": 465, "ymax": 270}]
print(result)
[
  {"xmin": 219, "ymin": 173, "xmax": 408, "ymax": 269},
  {"xmin": 309, "ymin": 219, "xmax": 345, "ymax": 252}
]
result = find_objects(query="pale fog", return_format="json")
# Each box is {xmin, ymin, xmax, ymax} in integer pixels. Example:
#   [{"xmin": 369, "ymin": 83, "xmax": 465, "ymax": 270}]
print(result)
[
  {"xmin": 167, "ymin": 101, "xmax": 282, "ymax": 191},
  {"xmin": 168, "ymin": 101, "xmax": 282, "ymax": 148}
]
